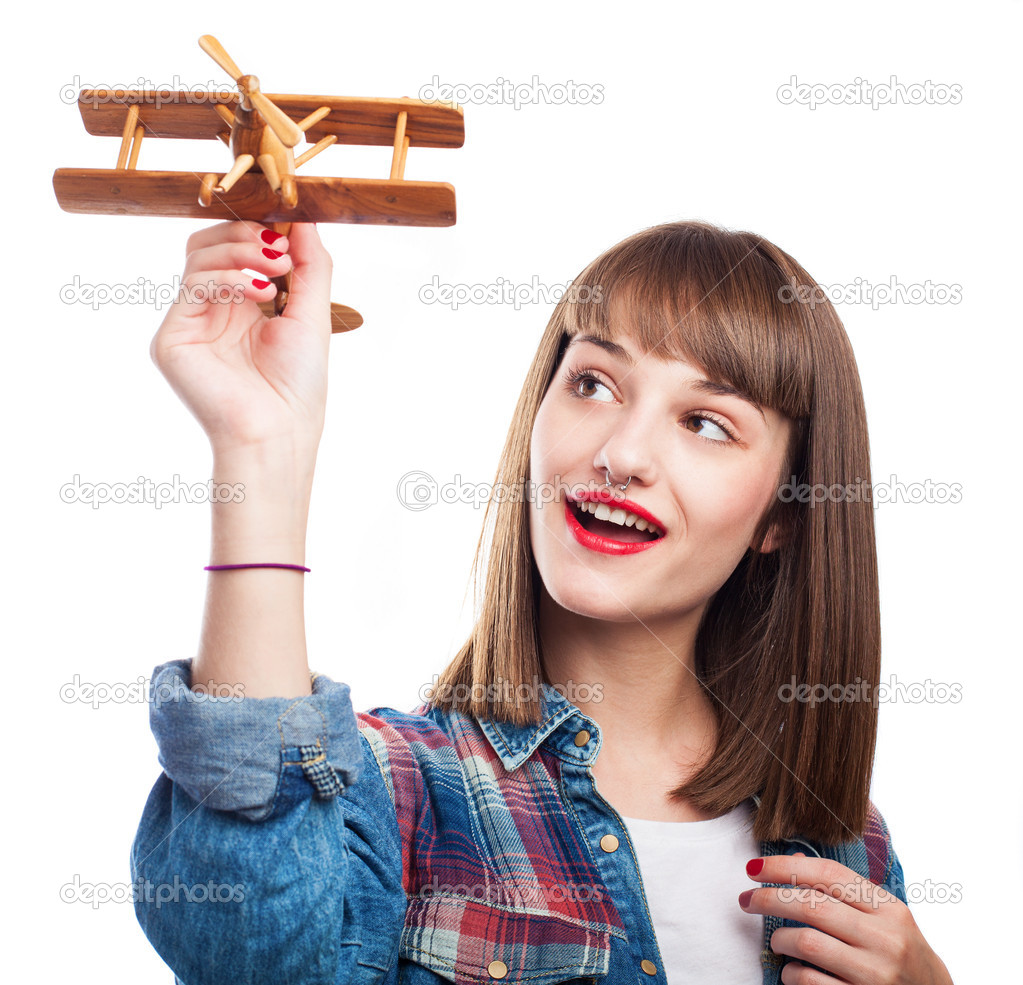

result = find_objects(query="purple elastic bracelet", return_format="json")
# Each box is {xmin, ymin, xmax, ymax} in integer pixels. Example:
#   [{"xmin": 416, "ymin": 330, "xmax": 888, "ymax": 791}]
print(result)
[{"xmin": 204, "ymin": 563, "xmax": 311, "ymax": 572}]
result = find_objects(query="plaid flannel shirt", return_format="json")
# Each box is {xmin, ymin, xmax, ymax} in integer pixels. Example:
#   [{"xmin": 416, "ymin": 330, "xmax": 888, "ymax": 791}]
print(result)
[{"xmin": 133, "ymin": 659, "xmax": 906, "ymax": 984}]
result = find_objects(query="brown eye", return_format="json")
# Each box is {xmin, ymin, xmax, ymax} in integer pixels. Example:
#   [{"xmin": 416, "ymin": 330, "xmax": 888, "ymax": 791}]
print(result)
[
  {"xmin": 684, "ymin": 415, "xmax": 732, "ymax": 442},
  {"xmin": 564, "ymin": 370, "xmax": 615, "ymax": 403}
]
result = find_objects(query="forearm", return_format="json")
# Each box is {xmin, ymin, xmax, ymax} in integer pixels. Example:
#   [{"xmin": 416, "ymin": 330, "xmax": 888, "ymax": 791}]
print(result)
[{"xmin": 193, "ymin": 441, "xmax": 319, "ymax": 699}]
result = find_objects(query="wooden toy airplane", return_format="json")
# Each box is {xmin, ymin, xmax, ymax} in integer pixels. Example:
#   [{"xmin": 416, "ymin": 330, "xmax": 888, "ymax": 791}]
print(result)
[{"xmin": 52, "ymin": 35, "xmax": 464, "ymax": 332}]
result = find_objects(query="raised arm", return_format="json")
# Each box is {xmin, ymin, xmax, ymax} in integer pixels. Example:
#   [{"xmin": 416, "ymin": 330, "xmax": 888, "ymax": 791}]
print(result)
[
  {"xmin": 149, "ymin": 220, "xmax": 332, "ymax": 698},
  {"xmin": 134, "ymin": 221, "xmax": 408, "ymax": 984}
]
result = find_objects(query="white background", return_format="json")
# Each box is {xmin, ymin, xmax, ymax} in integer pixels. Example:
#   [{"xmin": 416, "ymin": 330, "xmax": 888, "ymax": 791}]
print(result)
[{"xmin": 6, "ymin": 1, "xmax": 1019, "ymax": 980}]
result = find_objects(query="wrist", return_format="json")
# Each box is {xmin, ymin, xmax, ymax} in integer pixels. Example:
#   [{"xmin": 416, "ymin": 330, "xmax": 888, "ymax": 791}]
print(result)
[{"xmin": 209, "ymin": 445, "xmax": 317, "ymax": 562}]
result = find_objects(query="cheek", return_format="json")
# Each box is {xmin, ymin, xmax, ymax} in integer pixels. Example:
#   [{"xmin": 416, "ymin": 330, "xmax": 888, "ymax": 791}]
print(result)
[
  {"xmin": 530, "ymin": 397, "xmax": 570, "ymax": 480},
  {"xmin": 685, "ymin": 465, "xmax": 779, "ymax": 539}
]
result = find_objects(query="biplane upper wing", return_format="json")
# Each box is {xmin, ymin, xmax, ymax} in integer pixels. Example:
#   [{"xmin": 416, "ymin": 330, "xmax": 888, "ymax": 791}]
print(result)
[{"xmin": 76, "ymin": 91, "xmax": 464, "ymax": 148}]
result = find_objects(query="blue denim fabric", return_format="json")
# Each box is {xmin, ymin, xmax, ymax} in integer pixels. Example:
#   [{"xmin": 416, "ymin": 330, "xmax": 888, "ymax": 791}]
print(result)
[{"xmin": 132, "ymin": 658, "xmax": 907, "ymax": 985}]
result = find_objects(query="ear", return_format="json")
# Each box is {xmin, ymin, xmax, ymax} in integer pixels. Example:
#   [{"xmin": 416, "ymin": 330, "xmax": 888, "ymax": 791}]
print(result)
[
  {"xmin": 756, "ymin": 521, "xmax": 786, "ymax": 554},
  {"xmin": 752, "ymin": 507, "xmax": 794, "ymax": 554}
]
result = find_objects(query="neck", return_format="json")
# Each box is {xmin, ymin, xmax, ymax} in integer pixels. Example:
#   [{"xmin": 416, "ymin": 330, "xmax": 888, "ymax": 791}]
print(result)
[{"xmin": 537, "ymin": 587, "xmax": 719, "ymax": 760}]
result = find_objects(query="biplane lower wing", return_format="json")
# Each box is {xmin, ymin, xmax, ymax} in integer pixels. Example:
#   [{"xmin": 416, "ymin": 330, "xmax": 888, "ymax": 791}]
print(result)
[{"xmin": 52, "ymin": 169, "xmax": 456, "ymax": 226}]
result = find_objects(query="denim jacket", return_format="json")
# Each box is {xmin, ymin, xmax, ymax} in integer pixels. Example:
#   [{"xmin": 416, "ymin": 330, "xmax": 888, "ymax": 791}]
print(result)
[{"xmin": 132, "ymin": 659, "xmax": 907, "ymax": 985}]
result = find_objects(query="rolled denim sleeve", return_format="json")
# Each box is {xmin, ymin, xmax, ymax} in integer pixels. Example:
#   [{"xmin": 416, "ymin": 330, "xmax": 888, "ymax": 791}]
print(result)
[
  {"xmin": 148, "ymin": 658, "xmax": 363, "ymax": 823},
  {"xmin": 131, "ymin": 659, "xmax": 406, "ymax": 985}
]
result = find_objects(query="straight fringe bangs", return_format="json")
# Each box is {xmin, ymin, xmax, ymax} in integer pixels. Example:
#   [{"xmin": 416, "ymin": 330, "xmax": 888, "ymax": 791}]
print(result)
[{"xmin": 431, "ymin": 221, "xmax": 880, "ymax": 844}]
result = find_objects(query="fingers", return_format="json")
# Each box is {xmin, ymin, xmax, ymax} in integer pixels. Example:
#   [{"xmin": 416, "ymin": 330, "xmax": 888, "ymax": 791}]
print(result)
[
  {"xmin": 183, "ymin": 220, "xmax": 273, "ymax": 255},
  {"xmin": 742, "ymin": 854, "xmax": 895, "ymax": 918},
  {"xmin": 183, "ymin": 230, "xmax": 292, "ymax": 284},
  {"xmin": 169, "ymin": 220, "xmax": 332, "ymax": 337},
  {"xmin": 274, "ymin": 223, "xmax": 332, "ymax": 331}
]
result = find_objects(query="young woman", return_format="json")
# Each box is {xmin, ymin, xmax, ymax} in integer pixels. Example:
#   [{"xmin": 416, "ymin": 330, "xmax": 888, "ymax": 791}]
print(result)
[{"xmin": 132, "ymin": 219, "xmax": 952, "ymax": 984}]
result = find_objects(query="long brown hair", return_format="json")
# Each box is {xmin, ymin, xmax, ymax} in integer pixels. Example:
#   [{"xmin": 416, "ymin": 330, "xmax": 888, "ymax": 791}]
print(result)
[{"xmin": 431, "ymin": 220, "xmax": 879, "ymax": 844}]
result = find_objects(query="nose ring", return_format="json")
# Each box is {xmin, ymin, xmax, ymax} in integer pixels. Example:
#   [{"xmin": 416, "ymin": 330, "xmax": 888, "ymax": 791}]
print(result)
[{"xmin": 604, "ymin": 468, "xmax": 631, "ymax": 492}]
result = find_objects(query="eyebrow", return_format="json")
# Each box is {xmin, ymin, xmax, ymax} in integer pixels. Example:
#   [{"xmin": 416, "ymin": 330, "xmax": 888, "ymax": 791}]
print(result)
[
  {"xmin": 566, "ymin": 334, "xmax": 636, "ymax": 367},
  {"xmin": 565, "ymin": 334, "xmax": 765, "ymax": 421}
]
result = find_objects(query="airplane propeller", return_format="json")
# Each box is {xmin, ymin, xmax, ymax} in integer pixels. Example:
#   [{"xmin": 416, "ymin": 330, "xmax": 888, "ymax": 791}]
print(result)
[{"xmin": 199, "ymin": 35, "xmax": 303, "ymax": 148}]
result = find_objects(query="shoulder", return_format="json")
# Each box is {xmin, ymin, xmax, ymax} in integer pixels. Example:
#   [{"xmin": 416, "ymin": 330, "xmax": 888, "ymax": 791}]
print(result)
[
  {"xmin": 803, "ymin": 799, "xmax": 907, "ymax": 903},
  {"xmin": 354, "ymin": 703, "xmax": 499, "ymax": 811},
  {"xmin": 862, "ymin": 799, "xmax": 900, "ymax": 888}
]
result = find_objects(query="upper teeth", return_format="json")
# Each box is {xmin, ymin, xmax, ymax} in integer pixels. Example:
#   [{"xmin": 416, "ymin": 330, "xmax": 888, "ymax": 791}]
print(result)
[{"xmin": 575, "ymin": 500, "xmax": 663, "ymax": 536}]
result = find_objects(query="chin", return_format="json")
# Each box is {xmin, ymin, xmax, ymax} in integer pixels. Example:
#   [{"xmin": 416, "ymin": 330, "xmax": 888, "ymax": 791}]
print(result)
[{"xmin": 539, "ymin": 569, "xmax": 653, "ymax": 624}]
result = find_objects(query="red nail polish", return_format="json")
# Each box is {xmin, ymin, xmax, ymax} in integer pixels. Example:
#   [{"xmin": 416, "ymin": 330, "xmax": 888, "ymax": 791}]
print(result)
[
  {"xmin": 261, "ymin": 230, "xmax": 283, "ymax": 245},
  {"xmin": 262, "ymin": 248, "xmax": 284, "ymax": 260},
  {"xmin": 738, "ymin": 890, "xmax": 755, "ymax": 909},
  {"xmin": 746, "ymin": 858, "xmax": 764, "ymax": 877},
  {"xmin": 251, "ymin": 278, "xmax": 271, "ymax": 289}
]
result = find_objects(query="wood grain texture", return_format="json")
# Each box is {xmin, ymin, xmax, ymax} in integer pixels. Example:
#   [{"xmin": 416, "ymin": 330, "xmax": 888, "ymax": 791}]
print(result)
[
  {"xmin": 257, "ymin": 301, "xmax": 362, "ymax": 333},
  {"xmin": 76, "ymin": 91, "xmax": 464, "ymax": 148},
  {"xmin": 52, "ymin": 169, "xmax": 457, "ymax": 226}
]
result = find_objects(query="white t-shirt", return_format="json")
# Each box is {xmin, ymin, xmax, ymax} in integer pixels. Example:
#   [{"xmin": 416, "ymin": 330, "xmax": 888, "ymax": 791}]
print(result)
[{"xmin": 621, "ymin": 799, "xmax": 763, "ymax": 983}]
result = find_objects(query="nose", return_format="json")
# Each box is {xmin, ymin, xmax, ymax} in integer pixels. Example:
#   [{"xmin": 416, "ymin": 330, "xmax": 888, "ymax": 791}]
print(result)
[{"xmin": 594, "ymin": 413, "xmax": 657, "ymax": 490}]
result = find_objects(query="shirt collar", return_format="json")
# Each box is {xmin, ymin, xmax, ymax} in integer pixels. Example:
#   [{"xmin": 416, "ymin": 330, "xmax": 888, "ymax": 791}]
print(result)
[{"xmin": 476, "ymin": 682, "xmax": 602, "ymax": 771}]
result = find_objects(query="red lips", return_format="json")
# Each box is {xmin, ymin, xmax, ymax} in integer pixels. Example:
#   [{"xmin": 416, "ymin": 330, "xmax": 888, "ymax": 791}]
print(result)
[{"xmin": 563, "ymin": 491, "xmax": 666, "ymax": 556}]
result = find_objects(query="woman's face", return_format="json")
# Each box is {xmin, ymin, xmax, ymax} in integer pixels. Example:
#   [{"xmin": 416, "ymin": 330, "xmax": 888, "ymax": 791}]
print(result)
[{"xmin": 528, "ymin": 330, "xmax": 794, "ymax": 627}]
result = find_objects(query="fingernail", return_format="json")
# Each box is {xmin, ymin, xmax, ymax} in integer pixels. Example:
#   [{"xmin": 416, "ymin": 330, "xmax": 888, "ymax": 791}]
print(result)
[
  {"xmin": 738, "ymin": 890, "xmax": 755, "ymax": 909},
  {"xmin": 251, "ymin": 278, "xmax": 271, "ymax": 289},
  {"xmin": 746, "ymin": 858, "xmax": 764, "ymax": 877},
  {"xmin": 261, "ymin": 230, "xmax": 283, "ymax": 245},
  {"xmin": 262, "ymin": 248, "xmax": 284, "ymax": 259}
]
